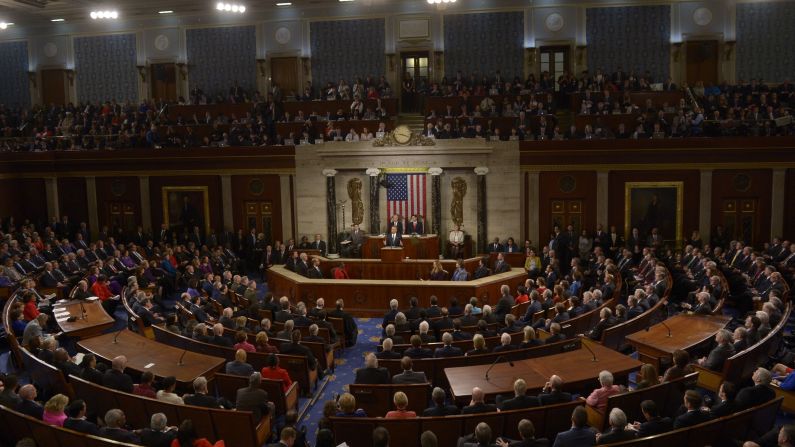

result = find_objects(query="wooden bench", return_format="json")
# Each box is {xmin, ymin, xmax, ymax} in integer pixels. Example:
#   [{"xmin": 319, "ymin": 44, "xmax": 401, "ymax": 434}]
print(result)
[
  {"xmin": 329, "ymin": 399, "xmax": 581, "ymax": 447},
  {"xmin": 348, "ymin": 383, "xmax": 431, "ymax": 417},
  {"xmin": 19, "ymin": 347, "xmax": 75, "ymax": 400},
  {"xmin": 377, "ymin": 337, "xmax": 581, "ymax": 388},
  {"xmin": 587, "ymin": 372, "xmax": 697, "ymax": 431},
  {"xmin": 602, "ymin": 397, "xmax": 782, "ymax": 447},
  {"xmin": 0, "ymin": 404, "xmax": 140, "ymax": 447},
  {"xmin": 152, "ymin": 325, "xmax": 317, "ymax": 396},
  {"xmin": 70, "ymin": 374, "xmax": 270, "ymax": 447},
  {"xmin": 694, "ymin": 302, "xmax": 792, "ymax": 392},
  {"xmin": 2, "ymin": 292, "xmax": 24, "ymax": 369},
  {"xmin": 213, "ymin": 372, "xmax": 299, "ymax": 417}
]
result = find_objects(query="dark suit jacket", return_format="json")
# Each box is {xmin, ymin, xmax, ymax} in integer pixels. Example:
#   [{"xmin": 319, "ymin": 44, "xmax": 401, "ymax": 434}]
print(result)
[
  {"xmin": 673, "ymin": 410, "xmax": 712, "ymax": 428},
  {"xmin": 709, "ymin": 400, "xmax": 737, "ymax": 418},
  {"xmin": 423, "ymin": 404, "xmax": 460, "ymax": 416},
  {"xmin": 461, "ymin": 402, "xmax": 496, "ymax": 414},
  {"xmin": 375, "ymin": 350, "xmax": 402, "ymax": 360},
  {"xmin": 64, "ymin": 418, "xmax": 101, "ymax": 436},
  {"xmin": 597, "ymin": 428, "xmax": 636, "ymax": 444},
  {"xmin": 404, "ymin": 347, "xmax": 434, "ymax": 359},
  {"xmin": 636, "ymin": 417, "xmax": 672, "ymax": 438},
  {"xmin": 553, "ymin": 426, "xmax": 595, "ymax": 446},
  {"xmin": 703, "ymin": 343, "xmax": 735, "ymax": 371},
  {"xmin": 355, "ymin": 367, "xmax": 390, "ymax": 384},
  {"xmin": 385, "ymin": 233, "xmax": 402, "ymax": 247},
  {"xmin": 392, "ymin": 370, "xmax": 428, "ymax": 384},
  {"xmin": 139, "ymin": 428, "xmax": 177, "ymax": 447},
  {"xmin": 538, "ymin": 390, "xmax": 572, "ymax": 406},
  {"xmin": 99, "ymin": 427, "xmax": 141, "ymax": 444},
  {"xmin": 307, "ymin": 267, "xmax": 323, "ymax": 279},
  {"xmin": 236, "ymin": 386, "xmax": 270, "ymax": 420},
  {"xmin": 102, "ymin": 369, "xmax": 134, "ymax": 393},
  {"xmin": 499, "ymin": 394, "xmax": 539, "ymax": 410},
  {"xmin": 434, "ymin": 345, "xmax": 463, "ymax": 358},
  {"xmin": 735, "ymin": 384, "xmax": 776, "ymax": 410},
  {"xmin": 280, "ymin": 342, "xmax": 317, "ymax": 370},
  {"xmin": 16, "ymin": 399, "xmax": 44, "ymax": 419},
  {"xmin": 183, "ymin": 393, "xmax": 223, "ymax": 408}
]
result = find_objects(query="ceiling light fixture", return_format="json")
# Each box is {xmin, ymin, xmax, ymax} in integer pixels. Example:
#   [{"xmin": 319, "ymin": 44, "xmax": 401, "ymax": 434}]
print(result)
[
  {"xmin": 0, "ymin": 22, "xmax": 7, "ymax": 30},
  {"xmin": 51, "ymin": 18, "xmax": 65, "ymax": 22},
  {"xmin": 90, "ymin": 10, "xmax": 119, "ymax": 20},
  {"xmin": 158, "ymin": 10, "xmax": 173, "ymax": 14},
  {"xmin": 276, "ymin": 2, "xmax": 291, "ymax": 6},
  {"xmin": 216, "ymin": 2, "xmax": 246, "ymax": 13},
  {"xmin": 339, "ymin": 0, "xmax": 355, "ymax": 2},
  {"xmin": 427, "ymin": 0, "xmax": 456, "ymax": 3}
]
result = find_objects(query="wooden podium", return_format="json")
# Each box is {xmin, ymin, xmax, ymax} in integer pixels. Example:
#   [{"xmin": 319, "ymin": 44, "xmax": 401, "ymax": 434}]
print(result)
[{"xmin": 380, "ymin": 247, "xmax": 404, "ymax": 263}]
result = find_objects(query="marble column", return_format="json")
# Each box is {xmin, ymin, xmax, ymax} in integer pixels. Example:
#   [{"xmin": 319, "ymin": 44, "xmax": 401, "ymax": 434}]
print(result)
[
  {"xmin": 771, "ymin": 168, "xmax": 786, "ymax": 239},
  {"xmin": 699, "ymin": 169, "xmax": 713, "ymax": 243},
  {"xmin": 526, "ymin": 171, "xmax": 540, "ymax": 247},
  {"xmin": 367, "ymin": 168, "xmax": 380, "ymax": 235},
  {"xmin": 429, "ymin": 167, "xmax": 443, "ymax": 253},
  {"xmin": 475, "ymin": 167, "xmax": 489, "ymax": 253},
  {"xmin": 279, "ymin": 174, "xmax": 294, "ymax": 240},
  {"xmin": 44, "ymin": 177, "xmax": 59, "ymax": 220},
  {"xmin": 139, "ymin": 176, "xmax": 151, "ymax": 232},
  {"xmin": 323, "ymin": 169, "xmax": 339, "ymax": 255},
  {"xmin": 596, "ymin": 171, "xmax": 609, "ymax": 229},
  {"xmin": 220, "ymin": 175, "xmax": 234, "ymax": 233},
  {"xmin": 85, "ymin": 177, "xmax": 99, "ymax": 241}
]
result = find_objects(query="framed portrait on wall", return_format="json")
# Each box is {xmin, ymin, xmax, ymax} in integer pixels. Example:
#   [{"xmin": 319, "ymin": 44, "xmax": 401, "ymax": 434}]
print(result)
[
  {"xmin": 161, "ymin": 186, "xmax": 210, "ymax": 236},
  {"xmin": 624, "ymin": 182, "xmax": 683, "ymax": 246}
]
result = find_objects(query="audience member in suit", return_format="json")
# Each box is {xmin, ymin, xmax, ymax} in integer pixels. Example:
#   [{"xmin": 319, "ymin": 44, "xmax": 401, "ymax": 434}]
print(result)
[
  {"xmin": 392, "ymin": 356, "xmax": 428, "ymax": 384},
  {"xmin": 225, "ymin": 349, "xmax": 255, "ymax": 376},
  {"xmin": 452, "ymin": 319, "xmax": 474, "ymax": 341},
  {"xmin": 209, "ymin": 323, "xmax": 233, "ymax": 347},
  {"xmin": 432, "ymin": 307, "xmax": 455, "ymax": 339},
  {"xmin": 280, "ymin": 330, "xmax": 319, "ymax": 372},
  {"xmin": 80, "ymin": 354, "xmax": 105, "ymax": 385},
  {"xmin": 328, "ymin": 299, "xmax": 358, "ymax": 348},
  {"xmin": 355, "ymin": 353, "xmax": 390, "ymax": 384},
  {"xmin": 376, "ymin": 338, "xmax": 403, "ymax": 360},
  {"xmin": 586, "ymin": 307, "xmax": 617, "ymax": 341},
  {"xmin": 552, "ymin": 406, "xmax": 596, "ymax": 447},
  {"xmin": 417, "ymin": 320, "xmax": 437, "ymax": 343},
  {"xmin": 183, "ymin": 376, "xmax": 230, "ymax": 409},
  {"xmin": 495, "ymin": 418, "xmax": 550, "ymax": 447},
  {"xmin": 404, "ymin": 335, "xmax": 434, "ymax": 359},
  {"xmin": 267, "ymin": 426, "xmax": 299, "ymax": 447},
  {"xmin": 0, "ymin": 374, "xmax": 21, "ymax": 408},
  {"xmin": 493, "ymin": 332, "xmax": 518, "ymax": 353},
  {"xmin": 709, "ymin": 381, "xmax": 738, "ymax": 418},
  {"xmin": 458, "ymin": 422, "xmax": 496, "ymax": 447},
  {"xmin": 596, "ymin": 408, "xmax": 636, "ymax": 444},
  {"xmin": 732, "ymin": 327, "xmax": 749, "ymax": 352},
  {"xmin": 382, "ymin": 324, "xmax": 405, "ymax": 345},
  {"xmin": 473, "ymin": 257, "xmax": 491, "ymax": 279},
  {"xmin": 466, "ymin": 334, "xmax": 490, "ymax": 356},
  {"xmin": 461, "ymin": 387, "xmax": 497, "ymax": 415},
  {"xmin": 434, "ymin": 332, "xmax": 464, "ymax": 358},
  {"xmin": 138, "ymin": 412, "xmax": 177, "ymax": 447},
  {"xmin": 15, "ymin": 384, "xmax": 44, "ymax": 419},
  {"xmin": 102, "ymin": 355, "xmax": 134, "ymax": 393},
  {"xmin": 628, "ymin": 400, "xmax": 672, "ymax": 438},
  {"xmin": 493, "ymin": 253, "xmax": 511, "ymax": 274},
  {"xmin": 99, "ymin": 409, "xmax": 141, "ymax": 444},
  {"xmin": 236, "ymin": 372, "xmax": 273, "ymax": 421},
  {"xmin": 494, "ymin": 284, "xmax": 516, "ymax": 321},
  {"xmin": 697, "ymin": 329, "xmax": 735, "ymax": 371},
  {"xmin": 62, "ymin": 399, "xmax": 100, "ymax": 436},
  {"xmin": 538, "ymin": 375, "xmax": 572, "ymax": 405},
  {"xmin": 477, "ymin": 319, "xmax": 498, "ymax": 338},
  {"xmin": 673, "ymin": 390, "xmax": 712, "ymax": 429},
  {"xmin": 497, "ymin": 379, "xmax": 540, "ymax": 410},
  {"xmin": 423, "ymin": 386, "xmax": 461, "ymax": 416},
  {"xmin": 425, "ymin": 296, "xmax": 443, "ymax": 317},
  {"xmin": 735, "ymin": 367, "xmax": 776, "ymax": 410},
  {"xmin": 544, "ymin": 323, "xmax": 566, "ymax": 344}
]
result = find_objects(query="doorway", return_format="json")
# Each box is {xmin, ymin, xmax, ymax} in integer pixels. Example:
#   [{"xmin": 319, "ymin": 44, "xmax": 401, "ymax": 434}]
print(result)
[
  {"xmin": 150, "ymin": 63, "xmax": 177, "ymax": 102},
  {"xmin": 41, "ymin": 69, "xmax": 66, "ymax": 105},
  {"xmin": 539, "ymin": 46, "xmax": 570, "ymax": 91},
  {"xmin": 244, "ymin": 201, "xmax": 274, "ymax": 245},
  {"xmin": 400, "ymin": 51, "xmax": 430, "ymax": 113},
  {"xmin": 270, "ymin": 57, "xmax": 300, "ymax": 98},
  {"xmin": 686, "ymin": 40, "xmax": 718, "ymax": 86}
]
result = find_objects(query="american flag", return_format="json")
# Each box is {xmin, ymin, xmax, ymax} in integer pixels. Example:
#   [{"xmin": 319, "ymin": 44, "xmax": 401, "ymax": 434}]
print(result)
[{"xmin": 386, "ymin": 173, "xmax": 426, "ymax": 221}]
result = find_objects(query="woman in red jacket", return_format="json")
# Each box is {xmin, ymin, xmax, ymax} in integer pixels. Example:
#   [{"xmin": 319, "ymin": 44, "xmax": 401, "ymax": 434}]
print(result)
[
  {"xmin": 260, "ymin": 353, "xmax": 293, "ymax": 393},
  {"xmin": 22, "ymin": 292, "xmax": 40, "ymax": 321}
]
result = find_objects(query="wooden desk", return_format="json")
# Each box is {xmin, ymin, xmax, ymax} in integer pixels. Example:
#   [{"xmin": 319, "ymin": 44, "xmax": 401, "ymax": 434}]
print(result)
[
  {"xmin": 444, "ymin": 339, "xmax": 642, "ymax": 404},
  {"xmin": 78, "ymin": 330, "xmax": 225, "ymax": 387},
  {"xmin": 52, "ymin": 299, "xmax": 114, "ymax": 339},
  {"xmin": 381, "ymin": 247, "xmax": 404, "ymax": 263},
  {"xmin": 624, "ymin": 314, "xmax": 732, "ymax": 370},
  {"xmin": 362, "ymin": 235, "xmax": 439, "ymax": 259}
]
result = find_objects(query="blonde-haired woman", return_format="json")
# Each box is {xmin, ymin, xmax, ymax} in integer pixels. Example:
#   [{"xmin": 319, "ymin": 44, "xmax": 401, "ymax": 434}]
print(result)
[
  {"xmin": 385, "ymin": 391, "xmax": 417, "ymax": 418},
  {"xmin": 429, "ymin": 260, "xmax": 449, "ymax": 281},
  {"xmin": 43, "ymin": 394, "xmax": 69, "ymax": 426},
  {"xmin": 335, "ymin": 393, "xmax": 366, "ymax": 417}
]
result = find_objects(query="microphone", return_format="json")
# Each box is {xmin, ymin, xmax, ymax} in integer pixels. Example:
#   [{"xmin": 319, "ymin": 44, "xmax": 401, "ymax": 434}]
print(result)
[
  {"xmin": 177, "ymin": 349, "xmax": 188, "ymax": 366},
  {"xmin": 79, "ymin": 300, "xmax": 87, "ymax": 320},
  {"xmin": 485, "ymin": 355, "xmax": 514, "ymax": 380},
  {"xmin": 112, "ymin": 328, "xmax": 125, "ymax": 344},
  {"xmin": 578, "ymin": 336, "xmax": 598, "ymax": 362},
  {"xmin": 660, "ymin": 320, "xmax": 672, "ymax": 338}
]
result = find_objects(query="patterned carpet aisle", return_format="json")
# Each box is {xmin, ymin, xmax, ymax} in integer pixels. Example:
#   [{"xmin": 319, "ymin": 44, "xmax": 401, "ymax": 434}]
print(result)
[{"xmin": 299, "ymin": 317, "xmax": 380, "ymax": 447}]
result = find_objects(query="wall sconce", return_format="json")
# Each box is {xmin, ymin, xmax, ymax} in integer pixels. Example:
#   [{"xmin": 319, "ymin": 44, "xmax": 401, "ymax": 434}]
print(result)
[
  {"xmin": 386, "ymin": 53, "xmax": 396, "ymax": 72},
  {"xmin": 136, "ymin": 65, "xmax": 147, "ymax": 82},
  {"xmin": 65, "ymin": 69, "xmax": 75, "ymax": 85},
  {"xmin": 575, "ymin": 45, "xmax": 587, "ymax": 65},
  {"xmin": 525, "ymin": 48, "xmax": 536, "ymax": 65},
  {"xmin": 176, "ymin": 63, "xmax": 187, "ymax": 80},
  {"xmin": 301, "ymin": 57, "xmax": 310, "ymax": 76},
  {"xmin": 724, "ymin": 41, "xmax": 736, "ymax": 61},
  {"xmin": 256, "ymin": 58, "xmax": 267, "ymax": 77},
  {"xmin": 28, "ymin": 71, "xmax": 36, "ymax": 88},
  {"xmin": 671, "ymin": 42, "xmax": 683, "ymax": 62}
]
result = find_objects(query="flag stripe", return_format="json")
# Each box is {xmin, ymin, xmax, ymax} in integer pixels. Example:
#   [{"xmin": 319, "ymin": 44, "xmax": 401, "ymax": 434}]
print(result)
[{"xmin": 386, "ymin": 173, "xmax": 426, "ymax": 227}]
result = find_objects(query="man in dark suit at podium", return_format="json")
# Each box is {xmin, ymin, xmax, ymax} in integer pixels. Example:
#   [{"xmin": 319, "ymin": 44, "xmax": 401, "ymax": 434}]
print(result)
[{"xmin": 385, "ymin": 226, "xmax": 402, "ymax": 247}]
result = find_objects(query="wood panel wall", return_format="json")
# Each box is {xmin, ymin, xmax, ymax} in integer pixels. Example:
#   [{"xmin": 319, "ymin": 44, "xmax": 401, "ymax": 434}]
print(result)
[
  {"xmin": 95, "ymin": 177, "xmax": 142, "ymax": 232},
  {"xmin": 538, "ymin": 171, "xmax": 598, "ymax": 243},
  {"xmin": 230, "ymin": 175, "xmax": 284, "ymax": 239},
  {"xmin": 57, "ymin": 178, "xmax": 88, "ymax": 225},
  {"xmin": 15, "ymin": 179, "xmax": 48, "ymax": 224},
  {"xmin": 711, "ymin": 169, "xmax": 772, "ymax": 245}
]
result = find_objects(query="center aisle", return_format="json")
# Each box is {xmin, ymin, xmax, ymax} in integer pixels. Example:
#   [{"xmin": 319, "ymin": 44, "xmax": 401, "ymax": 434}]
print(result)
[{"xmin": 301, "ymin": 317, "xmax": 380, "ymax": 446}]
